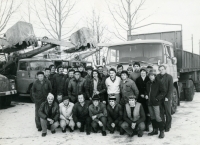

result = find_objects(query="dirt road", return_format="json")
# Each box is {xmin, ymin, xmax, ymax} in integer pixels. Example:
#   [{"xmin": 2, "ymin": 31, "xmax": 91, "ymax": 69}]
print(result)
[{"xmin": 0, "ymin": 93, "xmax": 200, "ymax": 145}]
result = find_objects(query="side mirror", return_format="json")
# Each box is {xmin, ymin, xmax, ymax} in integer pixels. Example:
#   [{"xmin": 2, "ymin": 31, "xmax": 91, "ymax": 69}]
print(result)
[{"xmin": 172, "ymin": 57, "xmax": 177, "ymax": 65}]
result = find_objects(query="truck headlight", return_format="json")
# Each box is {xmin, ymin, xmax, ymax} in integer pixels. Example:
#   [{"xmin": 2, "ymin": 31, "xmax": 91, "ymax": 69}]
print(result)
[{"xmin": 11, "ymin": 84, "xmax": 15, "ymax": 90}]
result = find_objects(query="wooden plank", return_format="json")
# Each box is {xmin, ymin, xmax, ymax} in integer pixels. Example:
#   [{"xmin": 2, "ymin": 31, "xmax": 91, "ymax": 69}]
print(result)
[{"xmin": 39, "ymin": 38, "xmax": 75, "ymax": 48}]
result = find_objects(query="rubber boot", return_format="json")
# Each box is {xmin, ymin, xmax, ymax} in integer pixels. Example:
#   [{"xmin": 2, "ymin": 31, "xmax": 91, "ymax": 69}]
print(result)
[
  {"xmin": 148, "ymin": 120, "xmax": 158, "ymax": 136},
  {"xmin": 158, "ymin": 121, "xmax": 165, "ymax": 139}
]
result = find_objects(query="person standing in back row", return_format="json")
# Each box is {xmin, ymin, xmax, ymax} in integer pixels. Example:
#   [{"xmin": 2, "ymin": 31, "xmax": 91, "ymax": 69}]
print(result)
[
  {"xmin": 32, "ymin": 71, "xmax": 52, "ymax": 132},
  {"xmin": 129, "ymin": 62, "xmax": 141, "ymax": 81},
  {"xmin": 105, "ymin": 68, "xmax": 121, "ymax": 103},
  {"xmin": 156, "ymin": 65, "xmax": 173, "ymax": 132}
]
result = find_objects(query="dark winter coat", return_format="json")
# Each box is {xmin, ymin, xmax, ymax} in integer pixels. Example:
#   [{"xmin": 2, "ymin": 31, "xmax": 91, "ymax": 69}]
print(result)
[
  {"xmin": 107, "ymin": 103, "xmax": 123, "ymax": 125},
  {"xmin": 68, "ymin": 77, "xmax": 87, "ymax": 102},
  {"xmin": 32, "ymin": 79, "xmax": 52, "ymax": 103},
  {"xmin": 64, "ymin": 77, "xmax": 74, "ymax": 96},
  {"xmin": 86, "ymin": 78, "xmax": 107, "ymax": 101},
  {"xmin": 145, "ymin": 79, "xmax": 166, "ymax": 106},
  {"xmin": 89, "ymin": 102, "xmax": 107, "ymax": 122},
  {"xmin": 38, "ymin": 101, "xmax": 59, "ymax": 121},
  {"xmin": 135, "ymin": 76, "xmax": 150, "ymax": 103},
  {"xmin": 72, "ymin": 100, "xmax": 92, "ymax": 123},
  {"xmin": 52, "ymin": 73, "xmax": 68, "ymax": 96},
  {"xmin": 156, "ymin": 73, "xmax": 173, "ymax": 101}
]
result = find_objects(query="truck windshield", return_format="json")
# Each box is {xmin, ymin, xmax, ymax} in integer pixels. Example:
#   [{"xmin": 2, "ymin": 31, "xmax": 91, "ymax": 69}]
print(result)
[
  {"xmin": 29, "ymin": 61, "xmax": 53, "ymax": 71},
  {"xmin": 106, "ymin": 43, "xmax": 163, "ymax": 64}
]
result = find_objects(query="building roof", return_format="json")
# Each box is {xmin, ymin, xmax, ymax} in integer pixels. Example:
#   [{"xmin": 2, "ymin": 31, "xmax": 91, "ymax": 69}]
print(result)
[{"xmin": 98, "ymin": 39, "xmax": 173, "ymax": 47}]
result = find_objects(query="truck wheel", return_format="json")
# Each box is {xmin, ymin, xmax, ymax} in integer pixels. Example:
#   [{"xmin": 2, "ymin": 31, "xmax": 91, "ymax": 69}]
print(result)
[
  {"xmin": 171, "ymin": 87, "xmax": 178, "ymax": 115},
  {"xmin": 30, "ymin": 88, "xmax": 35, "ymax": 103},
  {"xmin": 5, "ymin": 95, "xmax": 12, "ymax": 106},
  {"xmin": 185, "ymin": 86, "xmax": 195, "ymax": 101}
]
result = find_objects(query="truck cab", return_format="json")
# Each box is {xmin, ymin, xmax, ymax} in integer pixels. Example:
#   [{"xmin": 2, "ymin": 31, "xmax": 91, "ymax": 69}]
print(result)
[
  {"xmin": 16, "ymin": 59, "xmax": 53, "ymax": 96},
  {"xmin": 104, "ymin": 39, "xmax": 179, "ymax": 113}
]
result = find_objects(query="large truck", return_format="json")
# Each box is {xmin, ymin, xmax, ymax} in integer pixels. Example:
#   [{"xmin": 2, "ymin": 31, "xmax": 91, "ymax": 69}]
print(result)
[{"xmin": 99, "ymin": 28, "xmax": 198, "ymax": 114}]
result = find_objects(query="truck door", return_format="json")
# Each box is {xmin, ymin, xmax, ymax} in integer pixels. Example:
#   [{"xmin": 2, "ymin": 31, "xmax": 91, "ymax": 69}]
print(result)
[
  {"xmin": 164, "ymin": 45, "xmax": 177, "ymax": 82},
  {"xmin": 16, "ymin": 61, "xmax": 30, "ymax": 93}
]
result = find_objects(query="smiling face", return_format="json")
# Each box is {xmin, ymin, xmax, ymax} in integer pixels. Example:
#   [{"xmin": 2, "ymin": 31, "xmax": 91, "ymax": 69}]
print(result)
[
  {"xmin": 134, "ymin": 65, "xmax": 140, "ymax": 71},
  {"xmin": 58, "ymin": 68, "xmax": 64, "ymax": 74},
  {"xmin": 38, "ymin": 74, "xmax": 44, "ymax": 81},
  {"xmin": 74, "ymin": 72, "xmax": 80, "ymax": 80},
  {"xmin": 93, "ymin": 71, "xmax": 98, "ymax": 78},
  {"xmin": 63, "ymin": 99, "xmax": 69, "ymax": 106},
  {"xmin": 78, "ymin": 66, "xmax": 84, "ymax": 72},
  {"xmin": 78, "ymin": 94, "xmax": 84, "ymax": 103},
  {"xmin": 121, "ymin": 73, "xmax": 127, "ymax": 80},
  {"xmin": 109, "ymin": 70, "xmax": 116, "ymax": 78},
  {"xmin": 47, "ymin": 96, "xmax": 54, "ymax": 105},
  {"xmin": 68, "ymin": 71, "xmax": 74, "ymax": 78},
  {"xmin": 109, "ymin": 100, "xmax": 115, "ymax": 107},
  {"xmin": 129, "ymin": 98, "xmax": 136, "ymax": 107},
  {"xmin": 140, "ymin": 70, "xmax": 147, "ymax": 78},
  {"xmin": 117, "ymin": 67, "xmax": 123, "ymax": 74},
  {"xmin": 98, "ymin": 67, "xmax": 103, "ymax": 74}
]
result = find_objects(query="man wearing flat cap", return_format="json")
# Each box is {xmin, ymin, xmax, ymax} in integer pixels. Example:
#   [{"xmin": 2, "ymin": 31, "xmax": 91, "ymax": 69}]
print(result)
[
  {"xmin": 59, "ymin": 96, "xmax": 75, "ymax": 133},
  {"xmin": 38, "ymin": 93, "xmax": 59, "ymax": 137},
  {"xmin": 121, "ymin": 96, "xmax": 146, "ymax": 137},
  {"xmin": 32, "ymin": 71, "xmax": 52, "ymax": 132},
  {"xmin": 68, "ymin": 70, "xmax": 87, "ymax": 103},
  {"xmin": 107, "ymin": 96, "xmax": 124, "ymax": 135},
  {"xmin": 89, "ymin": 95, "xmax": 107, "ymax": 136}
]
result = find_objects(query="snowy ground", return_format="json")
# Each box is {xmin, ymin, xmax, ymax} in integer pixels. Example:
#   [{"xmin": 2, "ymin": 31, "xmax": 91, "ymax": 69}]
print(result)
[{"xmin": 0, "ymin": 93, "xmax": 200, "ymax": 145}]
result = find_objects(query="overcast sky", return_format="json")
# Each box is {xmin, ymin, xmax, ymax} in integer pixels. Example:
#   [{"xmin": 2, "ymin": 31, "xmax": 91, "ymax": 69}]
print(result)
[{"xmin": 2, "ymin": 0, "xmax": 200, "ymax": 54}]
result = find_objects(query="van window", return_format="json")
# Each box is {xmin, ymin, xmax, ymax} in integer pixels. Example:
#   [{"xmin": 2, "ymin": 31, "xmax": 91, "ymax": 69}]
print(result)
[
  {"xmin": 19, "ymin": 62, "xmax": 28, "ymax": 71},
  {"xmin": 30, "ymin": 61, "xmax": 53, "ymax": 71}
]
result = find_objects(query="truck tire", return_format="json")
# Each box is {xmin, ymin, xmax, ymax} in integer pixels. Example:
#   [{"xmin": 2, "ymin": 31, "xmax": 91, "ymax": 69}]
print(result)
[
  {"xmin": 171, "ymin": 87, "xmax": 178, "ymax": 115},
  {"xmin": 185, "ymin": 83, "xmax": 195, "ymax": 101},
  {"xmin": 30, "ymin": 88, "xmax": 35, "ymax": 103},
  {"xmin": 5, "ymin": 95, "xmax": 12, "ymax": 106}
]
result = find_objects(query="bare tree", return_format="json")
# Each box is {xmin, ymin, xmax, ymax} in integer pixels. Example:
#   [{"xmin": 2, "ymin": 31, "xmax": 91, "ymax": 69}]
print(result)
[
  {"xmin": 0, "ymin": 0, "xmax": 21, "ymax": 34},
  {"xmin": 107, "ymin": 0, "xmax": 151, "ymax": 41},
  {"xmin": 86, "ymin": 10, "xmax": 111, "ymax": 65},
  {"xmin": 34, "ymin": 0, "xmax": 79, "ymax": 41}
]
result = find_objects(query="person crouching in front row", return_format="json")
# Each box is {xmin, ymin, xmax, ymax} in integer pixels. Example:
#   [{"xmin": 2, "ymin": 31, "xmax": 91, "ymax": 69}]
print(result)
[
  {"xmin": 38, "ymin": 93, "xmax": 59, "ymax": 137},
  {"xmin": 89, "ymin": 95, "xmax": 107, "ymax": 136},
  {"xmin": 59, "ymin": 96, "xmax": 75, "ymax": 133},
  {"xmin": 107, "ymin": 96, "xmax": 124, "ymax": 135},
  {"xmin": 121, "ymin": 96, "xmax": 146, "ymax": 137},
  {"xmin": 72, "ymin": 94, "xmax": 92, "ymax": 135}
]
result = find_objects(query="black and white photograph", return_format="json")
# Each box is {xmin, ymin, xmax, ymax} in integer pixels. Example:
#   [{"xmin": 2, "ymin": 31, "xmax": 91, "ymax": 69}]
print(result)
[{"xmin": 0, "ymin": 0, "xmax": 200, "ymax": 144}]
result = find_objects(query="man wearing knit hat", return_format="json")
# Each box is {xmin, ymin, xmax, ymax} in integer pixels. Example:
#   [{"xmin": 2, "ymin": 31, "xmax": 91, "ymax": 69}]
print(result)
[
  {"xmin": 107, "ymin": 96, "xmax": 124, "ymax": 135},
  {"xmin": 121, "ymin": 96, "xmax": 146, "ymax": 137},
  {"xmin": 89, "ymin": 95, "xmax": 107, "ymax": 136},
  {"xmin": 32, "ymin": 71, "xmax": 52, "ymax": 132},
  {"xmin": 38, "ymin": 93, "xmax": 59, "ymax": 137},
  {"xmin": 59, "ymin": 96, "xmax": 75, "ymax": 133},
  {"xmin": 129, "ymin": 62, "xmax": 141, "ymax": 81}
]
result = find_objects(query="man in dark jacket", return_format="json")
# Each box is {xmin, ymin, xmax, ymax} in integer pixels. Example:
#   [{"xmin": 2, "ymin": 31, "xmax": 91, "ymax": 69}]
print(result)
[
  {"xmin": 78, "ymin": 64, "xmax": 87, "ymax": 78},
  {"xmin": 89, "ymin": 95, "xmax": 107, "ymax": 136},
  {"xmin": 48, "ymin": 65, "xmax": 56, "ymax": 86},
  {"xmin": 68, "ymin": 71, "xmax": 87, "ymax": 103},
  {"xmin": 32, "ymin": 71, "xmax": 52, "ymax": 131},
  {"xmin": 86, "ymin": 70, "xmax": 107, "ymax": 103},
  {"xmin": 84, "ymin": 66, "xmax": 93, "ymax": 87},
  {"xmin": 135, "ymin": 67, "xmax": 150, "ymax": 131},
  {"xmin": 156, "ymin": 65, "xmax": 173, "ymax": 132},
  {"xmin": 120, "ymin": 71, "xmax": 139, "ymax": 107},
  {"xmin": 72, "ymin": 94, "xmax": 92, "ymax": 135},
  {"xmin": 107, "ymin": 96, "xmax": 123, "ymax": 135},
  {"xmin": 146, "ymin": 70, "xmax": 166, "ymax": 139},
  {"xmin": 52, "ymin": 65, "xmax": 68, "ymax": 98},
  {"xmin": 64, "ymin": 69, "xmax": 75, "ymax": 96},
  {"xmin": 121, "ymin": 96, "xmax": 146, "ymax": 137},
  {"xmin": 38, "ymin": 93, "xmax": 59, "ymax": 137}
]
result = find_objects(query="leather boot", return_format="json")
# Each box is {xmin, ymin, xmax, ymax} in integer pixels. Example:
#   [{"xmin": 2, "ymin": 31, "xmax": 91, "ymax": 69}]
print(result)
[{"xmin": 148, "ymin": 120, "xmax": 158, "ymax": 136}]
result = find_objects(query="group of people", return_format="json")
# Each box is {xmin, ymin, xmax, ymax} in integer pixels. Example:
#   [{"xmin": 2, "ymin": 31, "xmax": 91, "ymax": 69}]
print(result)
[{"xmin": 32, "ymin": 62, "xmax": 173, "ymax": 139}]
